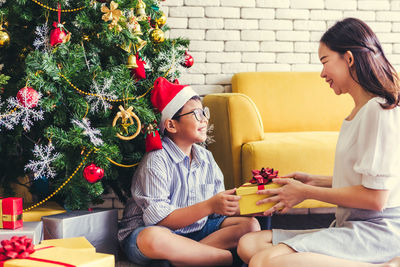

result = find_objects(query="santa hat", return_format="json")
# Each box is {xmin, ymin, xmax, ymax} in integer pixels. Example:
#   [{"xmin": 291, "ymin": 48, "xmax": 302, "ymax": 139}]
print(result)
[{"xmin": 150, "ymin": 77, "xmax": 198, "ymax": 134}]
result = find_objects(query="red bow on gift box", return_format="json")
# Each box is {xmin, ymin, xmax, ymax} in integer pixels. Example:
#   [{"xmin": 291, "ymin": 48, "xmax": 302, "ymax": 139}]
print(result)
[
  {"xmin": 0, "ymin": 236, "xmax": 76, "ymax": 267},
  {"xmin": 250, "ymin": 167, "xmax": 279, "ymax": 185},
  {"xmin": 0, "ymin": 236, "xmax": 35, "ymax": 261}
]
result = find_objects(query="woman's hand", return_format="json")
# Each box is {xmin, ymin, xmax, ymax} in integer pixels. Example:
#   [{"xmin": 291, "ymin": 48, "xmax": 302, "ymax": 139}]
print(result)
[
  {"xmin": 256, "ymin": 178, "xmax": 308, "ymax": 215},
  {"xmin": 281, "ymin": 172, "xmax": 332, "ymax": 187},
  {"xmin": 281, "ymin": 172, "xmax": 314, "ymax": 185}
]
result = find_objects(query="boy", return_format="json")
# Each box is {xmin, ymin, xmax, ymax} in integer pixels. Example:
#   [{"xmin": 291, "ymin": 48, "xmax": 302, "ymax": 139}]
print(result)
[{"xmin": 118, "ymin": 77, "xmax": 260, "ymax": 266}]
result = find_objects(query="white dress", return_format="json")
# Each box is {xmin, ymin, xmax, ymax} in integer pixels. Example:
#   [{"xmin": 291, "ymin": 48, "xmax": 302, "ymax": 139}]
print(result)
[{"xmin": 272, "ymin": 97, "xmax": 400, "ymax": 263}]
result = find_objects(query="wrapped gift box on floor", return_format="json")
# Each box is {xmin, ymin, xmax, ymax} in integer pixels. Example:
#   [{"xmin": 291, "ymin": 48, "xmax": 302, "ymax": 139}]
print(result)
[
  {"xmin": 38, "ymin": 236, "xmax": 96, "ymax": 253},
  {"xmin": 42, "ymin": 208, "xmax": 118, "ymax": 258},
  {"xmin": 0, "ymin": 221, "xmax": 43, "ymax": 244},
  {"xmin": 23, "ymin": 201, "xmax": 66, "ymax": 222},
  {"xmin": 0, "ymin": 198, "xmax": 23, "ymax": 230},
  {"xmin": 236, "ymin": 182, "xmax": 282, "ymax": 215},
  {"xmin": 0, "ymin": 236, "xmax": 114, "ymax": 266}
]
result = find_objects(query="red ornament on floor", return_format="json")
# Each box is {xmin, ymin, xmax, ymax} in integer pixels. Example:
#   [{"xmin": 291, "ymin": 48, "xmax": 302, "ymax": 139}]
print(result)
[
  {"xmin": 83, "ymin": 163, "xmax": 104, "ymax": 183},
  {"xmin": 17, "ymin": 87, "xmax": 39, "ymax": 108}
]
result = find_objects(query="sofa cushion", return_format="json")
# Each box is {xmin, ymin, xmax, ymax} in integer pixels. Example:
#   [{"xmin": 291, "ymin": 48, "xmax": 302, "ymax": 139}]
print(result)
[
  {"xmin": 242, "ymin": 131, "xmax": 339, "ymax": 180},
  {"xmin": 241, "ymin": 131, "xmax": 339, "ymax": 209},
  {"xmin": 232, "ymin": 72, "xmax": 353, "ymax": 132}
]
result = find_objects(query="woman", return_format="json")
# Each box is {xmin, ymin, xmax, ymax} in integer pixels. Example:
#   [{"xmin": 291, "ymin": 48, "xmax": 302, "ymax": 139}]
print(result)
[{"xmin": 237, "ymin": 18, "xmax": 400, "ymax": 267}]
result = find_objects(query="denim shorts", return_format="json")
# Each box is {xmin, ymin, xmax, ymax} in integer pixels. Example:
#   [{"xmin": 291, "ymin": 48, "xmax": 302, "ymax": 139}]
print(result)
[{"xmin": 122, "ymin": 215, "xmax": 227, "ymax": 265}]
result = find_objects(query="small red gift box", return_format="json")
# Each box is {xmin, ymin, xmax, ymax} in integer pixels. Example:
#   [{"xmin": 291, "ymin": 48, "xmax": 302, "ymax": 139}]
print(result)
[{"xmin": 0, "ymin": 198, "xmax": 23, "ymax": 230}]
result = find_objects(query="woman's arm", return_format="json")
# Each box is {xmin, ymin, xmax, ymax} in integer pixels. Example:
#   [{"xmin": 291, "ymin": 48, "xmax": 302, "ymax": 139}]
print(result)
[
  {"xmin": 281, "ymin": 172, "xmax": 332, "ymax": 187},
  {"xmin": 305, "ymin": 184, "xmax": 389, "ymax": 211},
  {"xmin": 257, "ymin": 178, "xmax": 389, "ymax": 215}
]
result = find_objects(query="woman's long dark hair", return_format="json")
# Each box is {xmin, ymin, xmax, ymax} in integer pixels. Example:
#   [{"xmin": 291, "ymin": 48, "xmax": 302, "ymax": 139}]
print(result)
[{"xmin": 321, "ymin": 18, "xmax": 400, "ymax": 108}]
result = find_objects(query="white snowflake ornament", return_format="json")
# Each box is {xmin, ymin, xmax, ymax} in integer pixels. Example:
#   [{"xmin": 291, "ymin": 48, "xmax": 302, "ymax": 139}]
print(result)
[
  {"xmin": 85, "ymin": 77, "xmax": 116, "ymax": 113},
  {"xmin": 72, "ymin": 117, "xmax": 104, "ymax": 146},
  {"xmin": 25, "ymin": 142, "xmax": 61, "ymax": 179}
]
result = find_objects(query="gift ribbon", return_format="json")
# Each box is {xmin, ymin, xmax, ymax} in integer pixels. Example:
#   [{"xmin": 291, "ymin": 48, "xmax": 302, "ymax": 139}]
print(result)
[
  {"xmin": 0, "ymin": 236, "xmax": 76, "ymax": 267},
  {"xmin": 57, "ymin": 2, "xmax": 61, "ymax": 26},
  {"xmin": 246, "ymin": 167, "xmax": 280, "ymax": 190},
  {"xmin": 0, "ymin": 199, "xmax": 23, "ymax": 229}
]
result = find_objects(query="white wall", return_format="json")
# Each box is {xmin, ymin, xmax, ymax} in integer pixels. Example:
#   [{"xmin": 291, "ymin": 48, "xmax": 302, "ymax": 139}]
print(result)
[{"xmin": 161, "ymin": 0, "xmax": 400, "ymax": 95}]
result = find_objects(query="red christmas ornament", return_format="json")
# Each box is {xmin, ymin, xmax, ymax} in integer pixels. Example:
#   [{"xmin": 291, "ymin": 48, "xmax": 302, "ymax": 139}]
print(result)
[
  {"xmin": 131, "ymin": 53, "xmax": 146, "ymax": 81},
  {"xmin": 17, "ymin": 87, "xmax": 39, "ymax": 108},
  {"xmin": 50, "ymin": 22, "xmax": 70, "ymax": 46},
  {"xmin": 83, "ymin": 163, "xmax": 104, "ymax": 183},
  {"xmin": 144, "ymin": 122, "xmax": 162, "ymax": 152},
  {"xmin": 182, "ymin": 51, "xmax": 194, "ymax": 68}
]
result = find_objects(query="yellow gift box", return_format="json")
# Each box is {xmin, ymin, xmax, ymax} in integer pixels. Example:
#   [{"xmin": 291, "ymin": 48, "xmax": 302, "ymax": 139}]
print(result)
[
  {"xmin": 1, "ymin": 246, "xmax": 115, "ymax": 266},
  {"xmin": 1, "ymin": 236, "xmax": 114, "ymax": 266},
  {"xmin": 38, "ymin": 236, "xmax": 96, "ymax": 253},
  {"xmin": 23, "ymin": 202, "xmax": 66, "ymax": 222},
  {"xmin": 236, "ymin": 182, "xmax": 282, "ymax": 215}
]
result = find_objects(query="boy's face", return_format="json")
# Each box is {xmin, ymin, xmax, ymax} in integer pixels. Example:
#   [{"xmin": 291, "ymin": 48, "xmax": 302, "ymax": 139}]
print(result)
[{"xmin": 171, "ymin": 99, "xmax": 208, "ymax": 144}]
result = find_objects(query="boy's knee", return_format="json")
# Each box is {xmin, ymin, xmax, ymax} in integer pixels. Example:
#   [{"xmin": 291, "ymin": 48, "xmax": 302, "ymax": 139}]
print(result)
[
  {"xmin": 241, "ymin": 217, "xmax": 261, "ymax": 233},
  {"xmin": 137, "ymin": 226, "xmax": 171, "ymax": 252}
]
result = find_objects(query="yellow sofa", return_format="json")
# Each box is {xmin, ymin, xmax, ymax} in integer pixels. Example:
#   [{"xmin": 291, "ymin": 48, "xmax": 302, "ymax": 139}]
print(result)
[{"xmin": 204, "ymin": 72, "xmax": 354, "ymax": 209}]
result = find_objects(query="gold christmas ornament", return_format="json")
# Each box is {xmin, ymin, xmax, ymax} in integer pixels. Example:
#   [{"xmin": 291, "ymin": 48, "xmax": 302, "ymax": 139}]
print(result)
[
  {"xmin": 112, "ymin": 105, "xmax": 141, "ymax": 140},
  {"xmin": 135, "ymin": 37, "xmax": 147, "ymax": 52},
  {"xmin": 133, "ymin": 21, "xmax": 142, "ymax": 35},
  {"xmin": 0, "ymin": 24, "xmax": 10, "ymax": 47},
  {"xmin": 127, "ymin": 12, "xmax": 142, "ymax": 35},
  {"xmin": 150, "ymin": 25, "xmax": 165, "ymax": 44},
  {"xmin": 101, "ymin": 1, "xmax": 122, "ymax": 22},
  {"xmin": 155, "ymin": 12, "xmax": 167, "ymax": 27},
  {"xmin": 120, "ymin": 42, "xmax": 132, "ymax": 53},
  {"xmin": 135, "ymin": 0, "xmax": 147, "ymax": 21},
  {"xmin": 126, "ymin": 54, "xmax": 138, "ymax": 69},
  {"xmin": 101, "ymin": 1, "xmax": 122, "ymax": 31},
  {"xmin": 108, "ymin": 19, "xmax": 122, "ymax": 32},
  {"xmin": 82, "ymin": 35, "xmax": 90, "ymax": 41}
]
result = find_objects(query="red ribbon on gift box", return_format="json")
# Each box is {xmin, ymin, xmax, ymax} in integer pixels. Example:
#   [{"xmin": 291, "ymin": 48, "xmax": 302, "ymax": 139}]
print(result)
[
  {"xmin": 0, "ymin": 236, "xmax": 75, "ymax": 267},
  {"xmin": 248, "ymin": 167, "xmax": 279, "ymax": 190}
]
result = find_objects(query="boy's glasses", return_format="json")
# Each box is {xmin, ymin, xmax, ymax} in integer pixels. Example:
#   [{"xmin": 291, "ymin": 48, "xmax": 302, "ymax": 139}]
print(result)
[{"xmin": 172, "ymin": 107, "xmax": 210, "ymax": 121}]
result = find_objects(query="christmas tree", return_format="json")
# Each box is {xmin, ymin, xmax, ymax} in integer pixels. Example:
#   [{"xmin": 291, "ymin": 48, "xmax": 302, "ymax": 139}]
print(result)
[{"xmin": 0, "ymin": 0, "xmax": 193, "ymax": 209}]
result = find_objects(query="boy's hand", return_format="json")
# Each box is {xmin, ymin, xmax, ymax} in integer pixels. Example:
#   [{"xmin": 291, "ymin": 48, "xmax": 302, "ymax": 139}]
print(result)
[{"xmin": 208, "ymin": 188, "xmax": 241, "ymax": 216}]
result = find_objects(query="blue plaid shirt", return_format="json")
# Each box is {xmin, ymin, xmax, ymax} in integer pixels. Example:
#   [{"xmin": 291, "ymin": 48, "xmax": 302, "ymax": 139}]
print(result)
[{"xmin": 118, "ymin": 137, "xmax": 225, "ymax": 242}]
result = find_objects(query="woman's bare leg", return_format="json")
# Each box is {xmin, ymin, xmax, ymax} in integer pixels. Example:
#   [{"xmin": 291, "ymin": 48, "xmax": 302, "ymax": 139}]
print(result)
[
  {"xmin": 237, "ymin": 230, "xmax": 273, "ymax": 263},
  {"xmin": 249, "ymin": 243, "xmax": 397, "ymax": 267}
]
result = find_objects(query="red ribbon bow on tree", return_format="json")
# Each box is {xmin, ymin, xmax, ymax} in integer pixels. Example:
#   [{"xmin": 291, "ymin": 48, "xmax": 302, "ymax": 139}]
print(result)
[
  {"xmin": 0, "ymin": 236, "xmax": 35, "ymax": 261},
  {"xmin": 250, "ymin": 167, "xmax": 279, "ymax": 185}
]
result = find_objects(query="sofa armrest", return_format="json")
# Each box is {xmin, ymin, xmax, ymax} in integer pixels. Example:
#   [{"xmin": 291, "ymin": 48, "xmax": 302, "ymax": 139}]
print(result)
[{"xmin": 203, "ymin": 93, "xmax": 264, "ymax": 189}]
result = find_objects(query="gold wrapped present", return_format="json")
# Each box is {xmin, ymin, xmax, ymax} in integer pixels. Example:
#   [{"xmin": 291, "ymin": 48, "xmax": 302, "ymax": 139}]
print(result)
[
  {"xmin": 236, "ymin": 167, "xmax": 282, "ymax": 215},
  {"xmin": 1, "ymin": 247, "xmax": 114, "ymax": 266},
  {"xmin": 38, "ymin": 236, "xmax": 95, "ymax": 253},
  {"xmin": 23, "ymin": 202, "xmax": 66, "ymax": 222},
  {"xmin": 236, "ymin": 182, "xmax": 282, "ymax": 215},
  {"xmin": 0, "ymin": 236, "xmax": 114, "ymax": 266}
]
